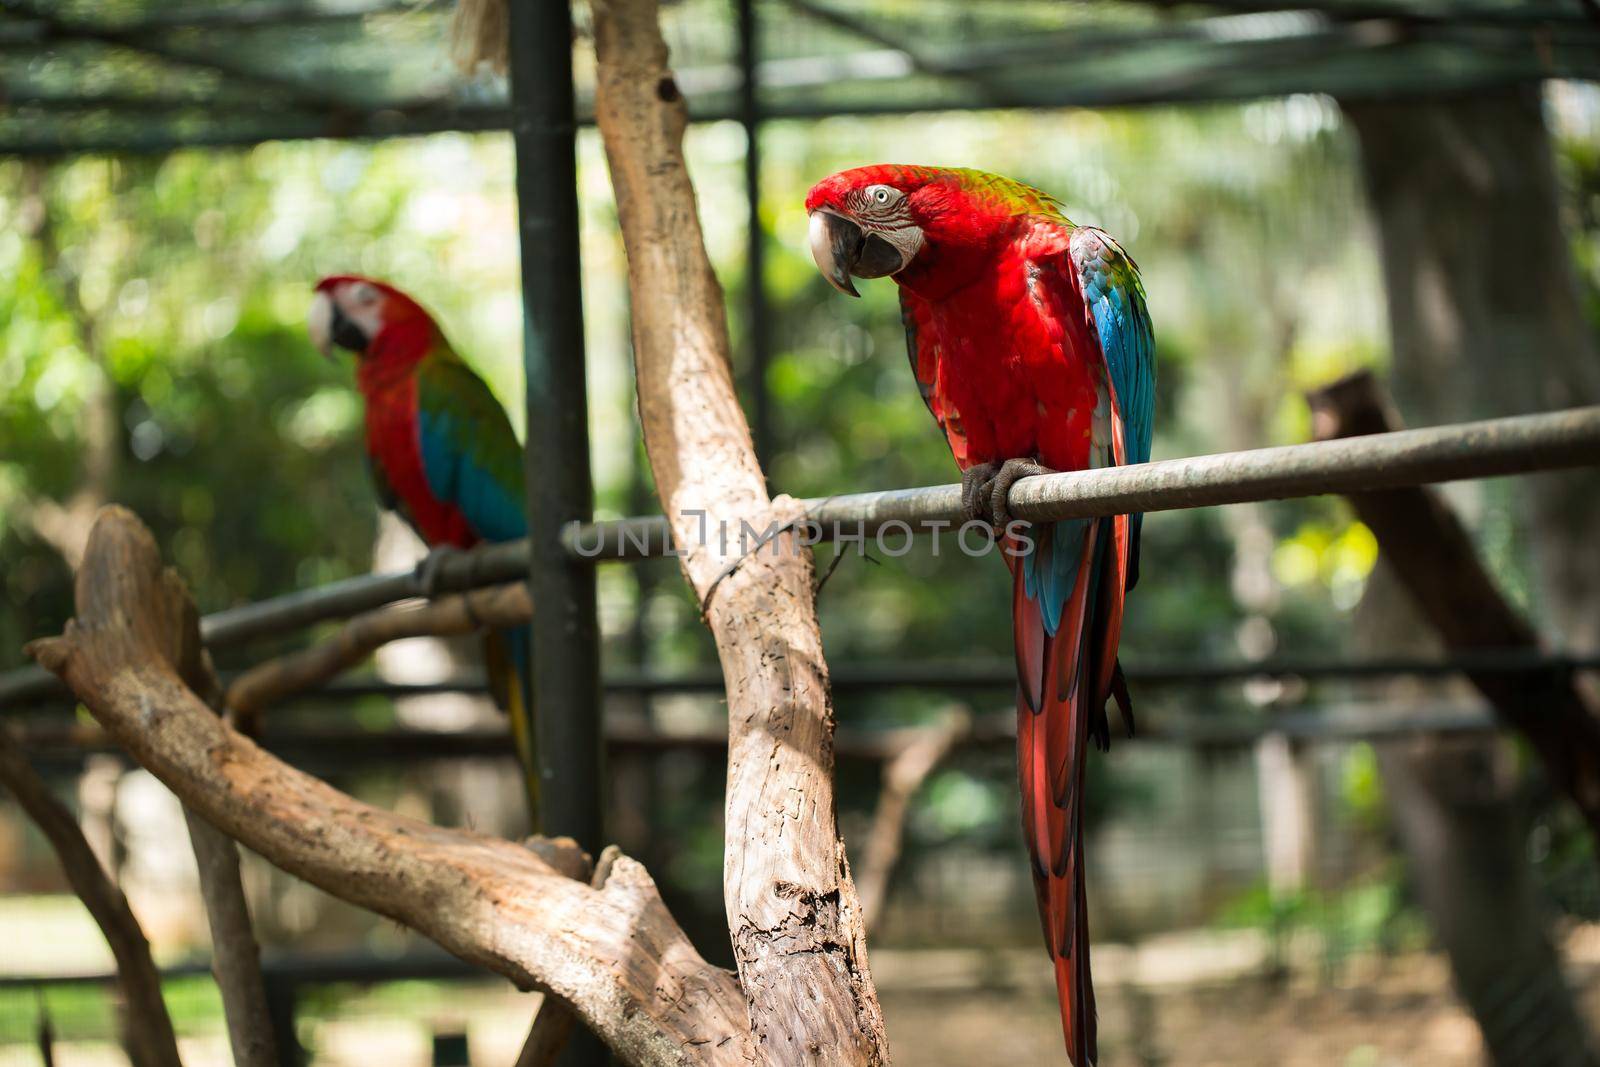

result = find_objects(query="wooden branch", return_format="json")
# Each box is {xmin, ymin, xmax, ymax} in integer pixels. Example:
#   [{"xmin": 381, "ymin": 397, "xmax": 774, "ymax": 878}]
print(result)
[
  {"xmin": 165, "ymin": 631, "xmax": 281, "ymax": 1067},
  {"xmin": 27, "ymin": 507, "xmax": 757, "ymax": 1067},
  {"xmin": 516, "ymin": 993, "xmax": 579, "ymax": 1067},
  {"xmin": 0, "ymin": 727, "xmax": 182, "ymax": 1067},
  {"xmin": 513, "ymin": 839, "xmax": 602, "ymax": 1067},
  {"xmin": 590, "ymin": 1, "xmax": 888, "ymax": 1060},
  {"xmin": 225, "ymin": 581, "xmax": 531, "ymax": 725},
  {"xmin": 184, "ymin": 807, "xmax": 277, "ymax": 1067},
  {"xmin": 855, "ymin": 711, "xmax": 971, "ymax": 932},
  {"xmin": 1308, "ymin": 371, "xmax": 1600, "ymax": 842}
]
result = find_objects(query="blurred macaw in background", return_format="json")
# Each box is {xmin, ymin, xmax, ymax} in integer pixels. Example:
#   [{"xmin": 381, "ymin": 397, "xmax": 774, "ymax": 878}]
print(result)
[
  {"xmin": 806, "ymin": 165, "xmax": 1155, "ymax": 1066},
  {"xmin": 308, "ymin": 275, "xmax": 539, "ymax": 823}
]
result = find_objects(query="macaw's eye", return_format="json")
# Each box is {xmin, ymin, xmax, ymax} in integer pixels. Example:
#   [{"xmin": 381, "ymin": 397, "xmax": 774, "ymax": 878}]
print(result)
[
  {"xmin": 871, "ymin": 186, "xmax": 892, "ymax": 204},
  {"xmin": 349, "ymin": 282, "xmax": 379, "ymax": 305}
]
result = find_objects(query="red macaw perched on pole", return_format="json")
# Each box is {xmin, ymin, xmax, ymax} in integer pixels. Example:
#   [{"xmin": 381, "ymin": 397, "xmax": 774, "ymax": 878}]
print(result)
[
  {"xmin": 308, "ymin": 276, "xmax": 539, "ymax": 822},
  {"xmin": 806, "ymin": 166, "xmax": 1155, "ymax": 1065}
]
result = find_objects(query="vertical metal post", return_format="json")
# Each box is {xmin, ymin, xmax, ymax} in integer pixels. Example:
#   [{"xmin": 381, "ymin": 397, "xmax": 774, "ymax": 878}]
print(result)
[
  {"xmin": 263, "ymin": 975, "xmax": 302, "ymax": 1067},
  {"xmin": 508, "ymin": 0, "xmax": 601, "ymax": 852},
  {"xmin": 737, "ymin": 0, "xmax": 772, "ymax": 468},
  {"xmin": 507, "ymin": 4, "xmax": 605, "ymax": 1063}
]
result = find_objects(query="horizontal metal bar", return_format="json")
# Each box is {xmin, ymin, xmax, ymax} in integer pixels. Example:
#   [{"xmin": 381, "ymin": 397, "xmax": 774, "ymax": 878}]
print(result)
[
  {"xmin": 6, "ymin": 22, "xmax": 1599, "ymax": 158},
  {"xmin": 563, "ymin": 405, "xmax": 1600, "ymax": 558},
  {"xmin": 0, "ymin": 542, "xmax": 530, "ymax": 707},
  {"xmin": 292, "ymin": 650, "xmax": 1600, "ymax": 699},
  {"xmin": 2, "ymin": 0, "xmax": 354, "ymax": 114},
  {"xmin": 13, "ymin": 701, "xmax": 1504, "ymax": 777},
  {"xmin": 93, "ymin": 0, "xmax": 431, "ymax": 33},
  {"xmin": 0, "ymin": 948, "xmax": 478, "ymax": 991},
  {"xmin": 3, "ymin": 407, "xmax": 1596, "ymax": 708},
  {"xmin": 1135, "ymin": 0, "xmax": 1599, "ymax": 28},
  {"xmin": 10, "ymin": 645, "xmax": 1596, "ymax": 714}
]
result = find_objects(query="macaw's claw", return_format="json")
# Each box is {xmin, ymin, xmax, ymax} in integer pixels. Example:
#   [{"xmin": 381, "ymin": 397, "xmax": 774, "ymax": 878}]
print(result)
[
  {"xmin": 414, "ymin": 544, "xmax": 469, "ymax": 599},
  {"xmin": 960, "ymin": 462, "xmax": 1001, "ymax": 525},
  {"xmin": 987, "ymin": 458, "xmax": 1056, "ymax": 531}
]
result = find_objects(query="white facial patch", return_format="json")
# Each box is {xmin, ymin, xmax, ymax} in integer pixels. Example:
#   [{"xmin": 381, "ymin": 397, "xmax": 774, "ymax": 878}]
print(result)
[
  {"xmin": 883, "ymin": 224, "xmax": 925, "ymax": 268},
  {"xmin": 336, "ymin": 281, "xmax": 386, "ymax": 341},
  {"xmin": 307, "ymin": 291, "xmax": 335, "ymax": 356}
]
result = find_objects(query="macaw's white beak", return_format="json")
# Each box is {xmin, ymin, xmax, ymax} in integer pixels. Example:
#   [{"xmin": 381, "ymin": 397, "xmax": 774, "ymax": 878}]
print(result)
[{"xmin": 307, "ymin": 290, "xmax": 336, "ymax": 359}]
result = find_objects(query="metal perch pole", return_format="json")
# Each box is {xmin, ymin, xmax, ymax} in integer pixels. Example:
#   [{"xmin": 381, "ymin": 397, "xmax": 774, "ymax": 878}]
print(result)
[{"xmin": 2, "ymin": 404, "xmax": 1598, "ymax": 708}]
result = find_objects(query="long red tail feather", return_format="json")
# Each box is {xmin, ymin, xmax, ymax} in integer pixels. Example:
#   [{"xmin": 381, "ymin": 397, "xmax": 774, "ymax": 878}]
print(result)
[{"xmin": 1010, "ymin": 511, "xmax": 1128, "ymax": 1067}]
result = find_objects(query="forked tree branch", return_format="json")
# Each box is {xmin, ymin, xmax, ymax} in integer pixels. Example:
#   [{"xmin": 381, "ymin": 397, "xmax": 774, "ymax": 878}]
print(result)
[
  {"xmin": 27, "ymin": 507, "xmax": 757, "ymax": 1067},
  {"xmin": 225, "ymin": 581, "xmax": 531, "ymax": 726},
  {"xmin": 590, "ymin": 0, "xmax": 888, "ymax": 1059},
  {"xmin": 0, "ymin": 727, "xmax": 182, "ymax": 1067}
]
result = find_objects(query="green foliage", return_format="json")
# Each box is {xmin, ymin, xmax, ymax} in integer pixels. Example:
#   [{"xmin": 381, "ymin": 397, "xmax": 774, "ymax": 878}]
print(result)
[
  {"xmin": 1338, "ymin": 742, "xmax": 1388, "ymax": 834},
  {"xmin": 1531, "ymin": 803, "xmax": 1600, "ymax": 921},
  {"xmin": 1215, "ymin": 877, "xmax": 1426, "ymax": 973},
  {"xmin": 0, "ymin": 139, "xmax": 522, "ymax": 669},
  {"xmin": 0, "ymin": 976, "xmax": 222, "ymax": 1043}
]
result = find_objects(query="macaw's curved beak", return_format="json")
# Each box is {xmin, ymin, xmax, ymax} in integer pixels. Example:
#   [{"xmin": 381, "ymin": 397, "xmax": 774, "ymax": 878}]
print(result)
[
  {"xmin": 809, "ymin": 209, "xmax": 864, "ymax": 298},
  {"xmin": 808, "ymin": 209, "xmax": 911, "ymax": 298},
  {"xmin": 307, "ymin": 290, "xmax": 369, "ymax": 359}
]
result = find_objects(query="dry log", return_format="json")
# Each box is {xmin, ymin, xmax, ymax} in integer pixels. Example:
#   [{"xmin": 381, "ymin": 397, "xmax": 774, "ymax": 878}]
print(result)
[
  {"xmin": 1308, "ymin": 371, "xmax": 1600, "ymax": 841},
  {"xmin": 0, "ymin": 727, "xmax": 181, "ymax": 1067},
  {"xmin": 590, "ymin": 0, "xmax": 888, "ymax": 1060},
  {"xmin": 27, "ymin": 506, "xmax": 756, "ymax": 1067}
]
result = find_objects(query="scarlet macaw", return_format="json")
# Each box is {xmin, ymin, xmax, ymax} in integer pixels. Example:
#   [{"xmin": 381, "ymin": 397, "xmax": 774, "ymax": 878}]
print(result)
[
  {"xmin": 308, "ymin": 276, "xmax": 539, "ymax": 821},
  {"xmin": 806, "ymin": 166, "xmax": 1155, "ymax": 1065}
]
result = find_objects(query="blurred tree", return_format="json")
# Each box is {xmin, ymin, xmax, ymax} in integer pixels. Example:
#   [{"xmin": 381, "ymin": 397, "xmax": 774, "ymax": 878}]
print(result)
[
  {"xmin": 1345, "ymin": 85, "xmax": 1600, "ymax": 1067},
  {"xmin": 12, "ymin": 162, "xmax": 119, "ymax": 571}
]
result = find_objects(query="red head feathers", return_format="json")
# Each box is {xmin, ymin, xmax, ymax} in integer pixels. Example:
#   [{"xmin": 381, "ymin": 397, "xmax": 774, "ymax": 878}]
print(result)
[
  {"xmin": 805, "ymin": 165, "xmax": 1069, "ymax": 299},
  {"xmin": 308, "ymin": 275, "xmax": 437, "ymax": 361}
]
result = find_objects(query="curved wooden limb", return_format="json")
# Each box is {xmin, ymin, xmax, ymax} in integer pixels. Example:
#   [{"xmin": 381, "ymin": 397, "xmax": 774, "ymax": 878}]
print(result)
[
  {"xmin": 590, "ymin": 1, "xmax": 888, "ymax": 1060},
  {"xmin": 28, "ymin": 507, "xmax": 756, "ymax": 1067},
  {"xmin": 225, "ymin": 581, "xmax": 531, "ymax": 727}
]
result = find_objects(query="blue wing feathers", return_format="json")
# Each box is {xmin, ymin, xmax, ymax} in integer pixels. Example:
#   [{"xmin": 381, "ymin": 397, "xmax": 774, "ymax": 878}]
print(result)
[
  {"xmin": 1073, "ymin": 229, "xmax": 1156, "ymax": 592},
  {"xmin": 417, "ymin": 406, "xmax": 526, "ymax": 543},
  {"xmin": 414, "ymin": 352, "xmax": 528, "ymax": 545},
  {"xmin": 1025, "ymin": 519, "xmax": 1091, "ymax": 637},
  {"xmin": 1026, "ymin": 233, "xmax": 1156, "ymax": 632}
]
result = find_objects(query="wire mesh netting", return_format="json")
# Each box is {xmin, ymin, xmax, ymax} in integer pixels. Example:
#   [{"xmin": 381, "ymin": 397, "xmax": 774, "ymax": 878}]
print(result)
[{"xmin": 3, "ymin": 0, "xmax": 1600, "ymax": 153}]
